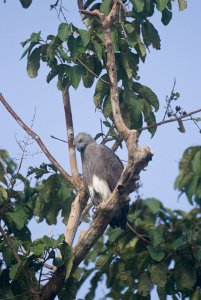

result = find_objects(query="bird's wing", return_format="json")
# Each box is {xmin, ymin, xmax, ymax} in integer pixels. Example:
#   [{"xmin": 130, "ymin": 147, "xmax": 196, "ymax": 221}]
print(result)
[{"xmin": 82, "ymin": 143, "xmax": 123, "ymax": 192}]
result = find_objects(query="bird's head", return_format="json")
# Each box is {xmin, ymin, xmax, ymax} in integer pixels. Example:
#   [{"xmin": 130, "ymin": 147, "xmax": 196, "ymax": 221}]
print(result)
[{"xmin": 73, "ymin": 132, "xmax": 94, "ymax": 152}]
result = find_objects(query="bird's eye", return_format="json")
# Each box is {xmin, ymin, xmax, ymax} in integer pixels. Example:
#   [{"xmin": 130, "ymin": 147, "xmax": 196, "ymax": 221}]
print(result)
[{"xmin": 79, "ymin": 138, "xmax": 83, "ymax": 143}]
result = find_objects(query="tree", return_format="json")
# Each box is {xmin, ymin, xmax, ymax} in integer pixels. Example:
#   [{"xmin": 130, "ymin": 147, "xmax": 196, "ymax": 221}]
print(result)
[{"xmin": 1, "ymin": 0, "xmax": 201, "ymax": 299}]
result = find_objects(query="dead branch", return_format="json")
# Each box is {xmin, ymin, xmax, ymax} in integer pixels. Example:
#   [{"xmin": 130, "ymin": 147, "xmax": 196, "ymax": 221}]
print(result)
[{"xmin": 0, "ymin": 93, "xmax": 73, "ymax": 186}]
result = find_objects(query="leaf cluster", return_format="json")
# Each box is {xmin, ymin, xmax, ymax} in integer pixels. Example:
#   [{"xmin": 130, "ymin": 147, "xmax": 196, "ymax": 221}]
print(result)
[
  {"xmin": 75, "ymin": 198, "xmax": 201, "ymax": 299},
  {"xmin": 19, "ymin": 0, "xmax": 186, "ymax": 138},
  {"xmin": 0, "ymin": 151, "xmax": 75, "ymax": 298},
  {"xmin": 175, "ymin": 146, "xmax": 201, "ymax": 205}
]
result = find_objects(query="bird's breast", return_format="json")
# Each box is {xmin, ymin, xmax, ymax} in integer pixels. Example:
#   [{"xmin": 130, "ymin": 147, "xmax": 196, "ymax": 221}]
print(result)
[{"xmin": 88, "ymin": 174, "xmax": 111, "ymax": 203}]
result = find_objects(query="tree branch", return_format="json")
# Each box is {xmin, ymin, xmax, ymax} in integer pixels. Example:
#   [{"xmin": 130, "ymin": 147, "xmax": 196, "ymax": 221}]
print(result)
[
  {"xmin": 0, "ymin": 93, "xmax": 73, "ymax": 186},
  {"xmin": 42, "ymin": 3, "xmax": 154, "ymax": 298},
  {"xmin": 0, "ymin": 225, "xmax": 21, "ymax": 262},
  {"xmin": 62, "ymin": 85, "xmax": 88, "ymax": 245},
  {"xmin": 62, "ymin": 85, "xmax": 82, "ymax": 188},
  {"xmin": 139, "ymin": 108, "xmax": 201, "ymax": 132}
]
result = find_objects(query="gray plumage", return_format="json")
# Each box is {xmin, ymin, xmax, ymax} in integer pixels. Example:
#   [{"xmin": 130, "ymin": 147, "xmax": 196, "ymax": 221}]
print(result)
[{"xmin": 74, "ymin": 132, "xmax": 128, "ymax": 229}]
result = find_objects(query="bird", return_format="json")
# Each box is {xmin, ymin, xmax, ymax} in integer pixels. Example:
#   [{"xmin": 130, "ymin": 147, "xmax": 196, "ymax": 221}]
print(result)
[{"xmin": 73, "ymin": 132, "xmax": 129, "ymax": 229}]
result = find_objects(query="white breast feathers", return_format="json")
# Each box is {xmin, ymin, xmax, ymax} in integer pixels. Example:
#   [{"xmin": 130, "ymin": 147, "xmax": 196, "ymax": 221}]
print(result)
[{"xmin": 88, "ymin": 174, "xmax": 111, "ymax": 203}]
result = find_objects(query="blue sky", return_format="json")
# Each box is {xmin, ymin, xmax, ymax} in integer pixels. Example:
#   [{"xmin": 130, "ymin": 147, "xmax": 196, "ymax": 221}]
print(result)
[{"xmin": 0, "ymin": 1, "xmax": 201, "ymax": 298}]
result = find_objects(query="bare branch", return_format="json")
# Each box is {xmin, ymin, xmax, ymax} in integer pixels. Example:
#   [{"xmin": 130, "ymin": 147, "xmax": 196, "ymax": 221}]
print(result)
[
  {"xmin": 0, "ymin": 93, "xmax": 73, "ymax": 186},
  {"xmin": 139, "ymin": 108, "xmax": 201, "ymax": 132},
  {"xmin": 50, "ymin": 135, "xmax": 67, "ymax": 143},
  {"xmin": 65, "ymin": 193, "xmax": 88, "ymax": 244},
  {"xmin": 163, "ymin": 78, "xmax": 176, "ymax": 121},
  {"xmin": 62, "ymin": 85, "xmax": 88, "ymax": 246},
  {"xmin": 62, "ymin": 85, "xmax": 82, "ymax": 187}
]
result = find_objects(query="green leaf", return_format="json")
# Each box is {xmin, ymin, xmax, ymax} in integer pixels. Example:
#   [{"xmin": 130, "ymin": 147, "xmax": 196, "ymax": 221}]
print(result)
[
  {"xmin": 6, "ymin": 204, "xmax": 28, "ymax": 230},
  {"xmin": 9, "ymin": 261, "xmax": 24, "ymax": 280},
  {"xmin": 58, "ymin": 23, "xmax": 72, "ymax": 42},
  {"xmin": 120, "ymin": 54, "xmax": 133, "ymax": 79},
  {"xmin": 177, "ymin": 120, "xmax": 185, "ymax": 133},
  {"xmin": 144, "ymin": 198, "xmax": 161, "ymax": 214},
  {"xmin": 59, "ymin": 241, "xmax": 74, "ymax": 279},
  {"xmin": 47, "ymin": 64, "xmax": 65, "ymax": 84},
  {"xmin": 171, "ymin": 236, "xmax": 184, "ymax": 250},
  {"xmin": 138, "ymin": 272, "xmax": 152, "ymax": 296},
  {"xmin": 68, "ymin": 35, "xmax": 83, "ymax": 57},
  {"xmin": 96, "ymin": 253, "xmax": 113, "ymax": 270},
  {"xmin": 27, "ymin": 47, "xmax": 41, "ymax": 78},
  {"xmin": 30, "ymin": 242, "xmax": 45, "ymax": 256},
  {"xmin": 133, "ymin": 82, "xmax": 159, "ymax": 111},
  {"xmin": 30, "ymin": 32, "xmax": 41, "ymax": 43},
  {"xmin": 161, "ymin": 8, "xmax": 172, "ymax": 26},
  {"xmin": 192, "ymin": 150, "xmax": 201, "ymax": 175},
  {"xmin": 136, "ymin": 37, "xmax": 146, "ymax": 61},
  {"xmin": 132, "ymin": 0, "xmax": 145, "ymax": 12},
  {"xmin": 124, "ymin": 23, "xmax": 134, "ymax": 34},
  {"xmin": 19, "ymin": 0, "xmax": 32, "ymax": 8},
  {"xmin": 0, "ymin": 186, "xmax": 7, "ymax": 204},
  {"xmin": 91, "ymin": 39, "xmax": 103, "ymax": 61},
  {"xmin": 149, "ymin": 227, "xmax": 164, "ymax": 247},
  {"xmin": 156, "ymin": 0, "xmax": 169, "ymax": 11},
  {"xmin": 103, "ymin": 95, "xmax": 112, "ymax": 117},
  {"xmin": 78, "ymin": 29, "xmax": 90, "ymax": 47},
  {"xmin": 100, "ymin": 0, "xmax": 112, "ymax": 15},
  {"xmin": 150, "ymin": 262, "xmax": 168, "ymax": 287},
  {"xmin": 174, "ymin": 257, "xmax": 196, "ymax": 289},
  {"xmin": 93, "ymin": 74, "xmax": 110, "ymax": 108},
  {"xmin": 147, "ymin": 246, "xmax": 165, "ymax": 262},
  {"xmin": 142, "ymin": 21, "xmax": 161, "ymax": 50},
  {"xmin": 65, "ymin": 65, "xmax": 83, "ymax": 89},
  {"xmin": 178, "ymin": 0, "xmax": 187, "ymax": 11}
]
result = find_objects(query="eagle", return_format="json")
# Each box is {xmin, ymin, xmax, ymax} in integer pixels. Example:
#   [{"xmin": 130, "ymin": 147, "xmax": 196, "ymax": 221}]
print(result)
[{"xmin": 74, "ymin": 132, "xmax": 128, "ymax": 229}]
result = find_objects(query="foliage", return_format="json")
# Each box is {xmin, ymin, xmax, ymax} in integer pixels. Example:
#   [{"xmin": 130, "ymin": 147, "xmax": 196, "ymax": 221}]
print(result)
[
  {"xmin": 77, "ymin": 198, "xmax": 201, "ymax": 299},
  {"xmin": 2, "ymin": 1, "xmax": 201, "ymax": 300},
  {"xmin": 0, "ymin": 150, "xmax": 74, "ymax": 298},
  {"xmin": 175, "ymin": 146, "xmax": 201, "ymax": 205},
  {"xmin": 1, "ymin": 146, "xmax": 201, "ymax": 299},
  {"xmin": 20, "ymin": 0, "xmax": 189, "ymax": 138}
]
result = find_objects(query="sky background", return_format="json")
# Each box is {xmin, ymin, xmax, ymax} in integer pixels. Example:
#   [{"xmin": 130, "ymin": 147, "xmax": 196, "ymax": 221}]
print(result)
[{"xmin": 0, "ymin": 1, "xmax": 201, "ymax": 299}]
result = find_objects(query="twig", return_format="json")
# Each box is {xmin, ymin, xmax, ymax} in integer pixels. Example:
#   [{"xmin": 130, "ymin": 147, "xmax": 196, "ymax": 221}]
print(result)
[
  {"xmin": 126, "ymin": 222, "xmax": 149, "ymax": 244},
  {"xmin": 0, "ymin": 226, "xmax": 21, "ymax": 262},
  {"xmin": 163, "ymin": 78, "xmax": 176, "ymax": 121},
  {"xmin": 50, "ymin": 135, "xmax": 67, "ymax": 143},
  {"xmin": 0, "ymin": 93, "xmax": 73, "ymax": 186},
  {"xmin": 76, "ymin": 57, "xmax": 110, "ymax": 84},
  {"xmin": 11, "ymin": 108, "xmax": 36, "ymax": 186},
  {"xmin": 139, "ymin": 108, "xmax": 201, "ymax": 132}
]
